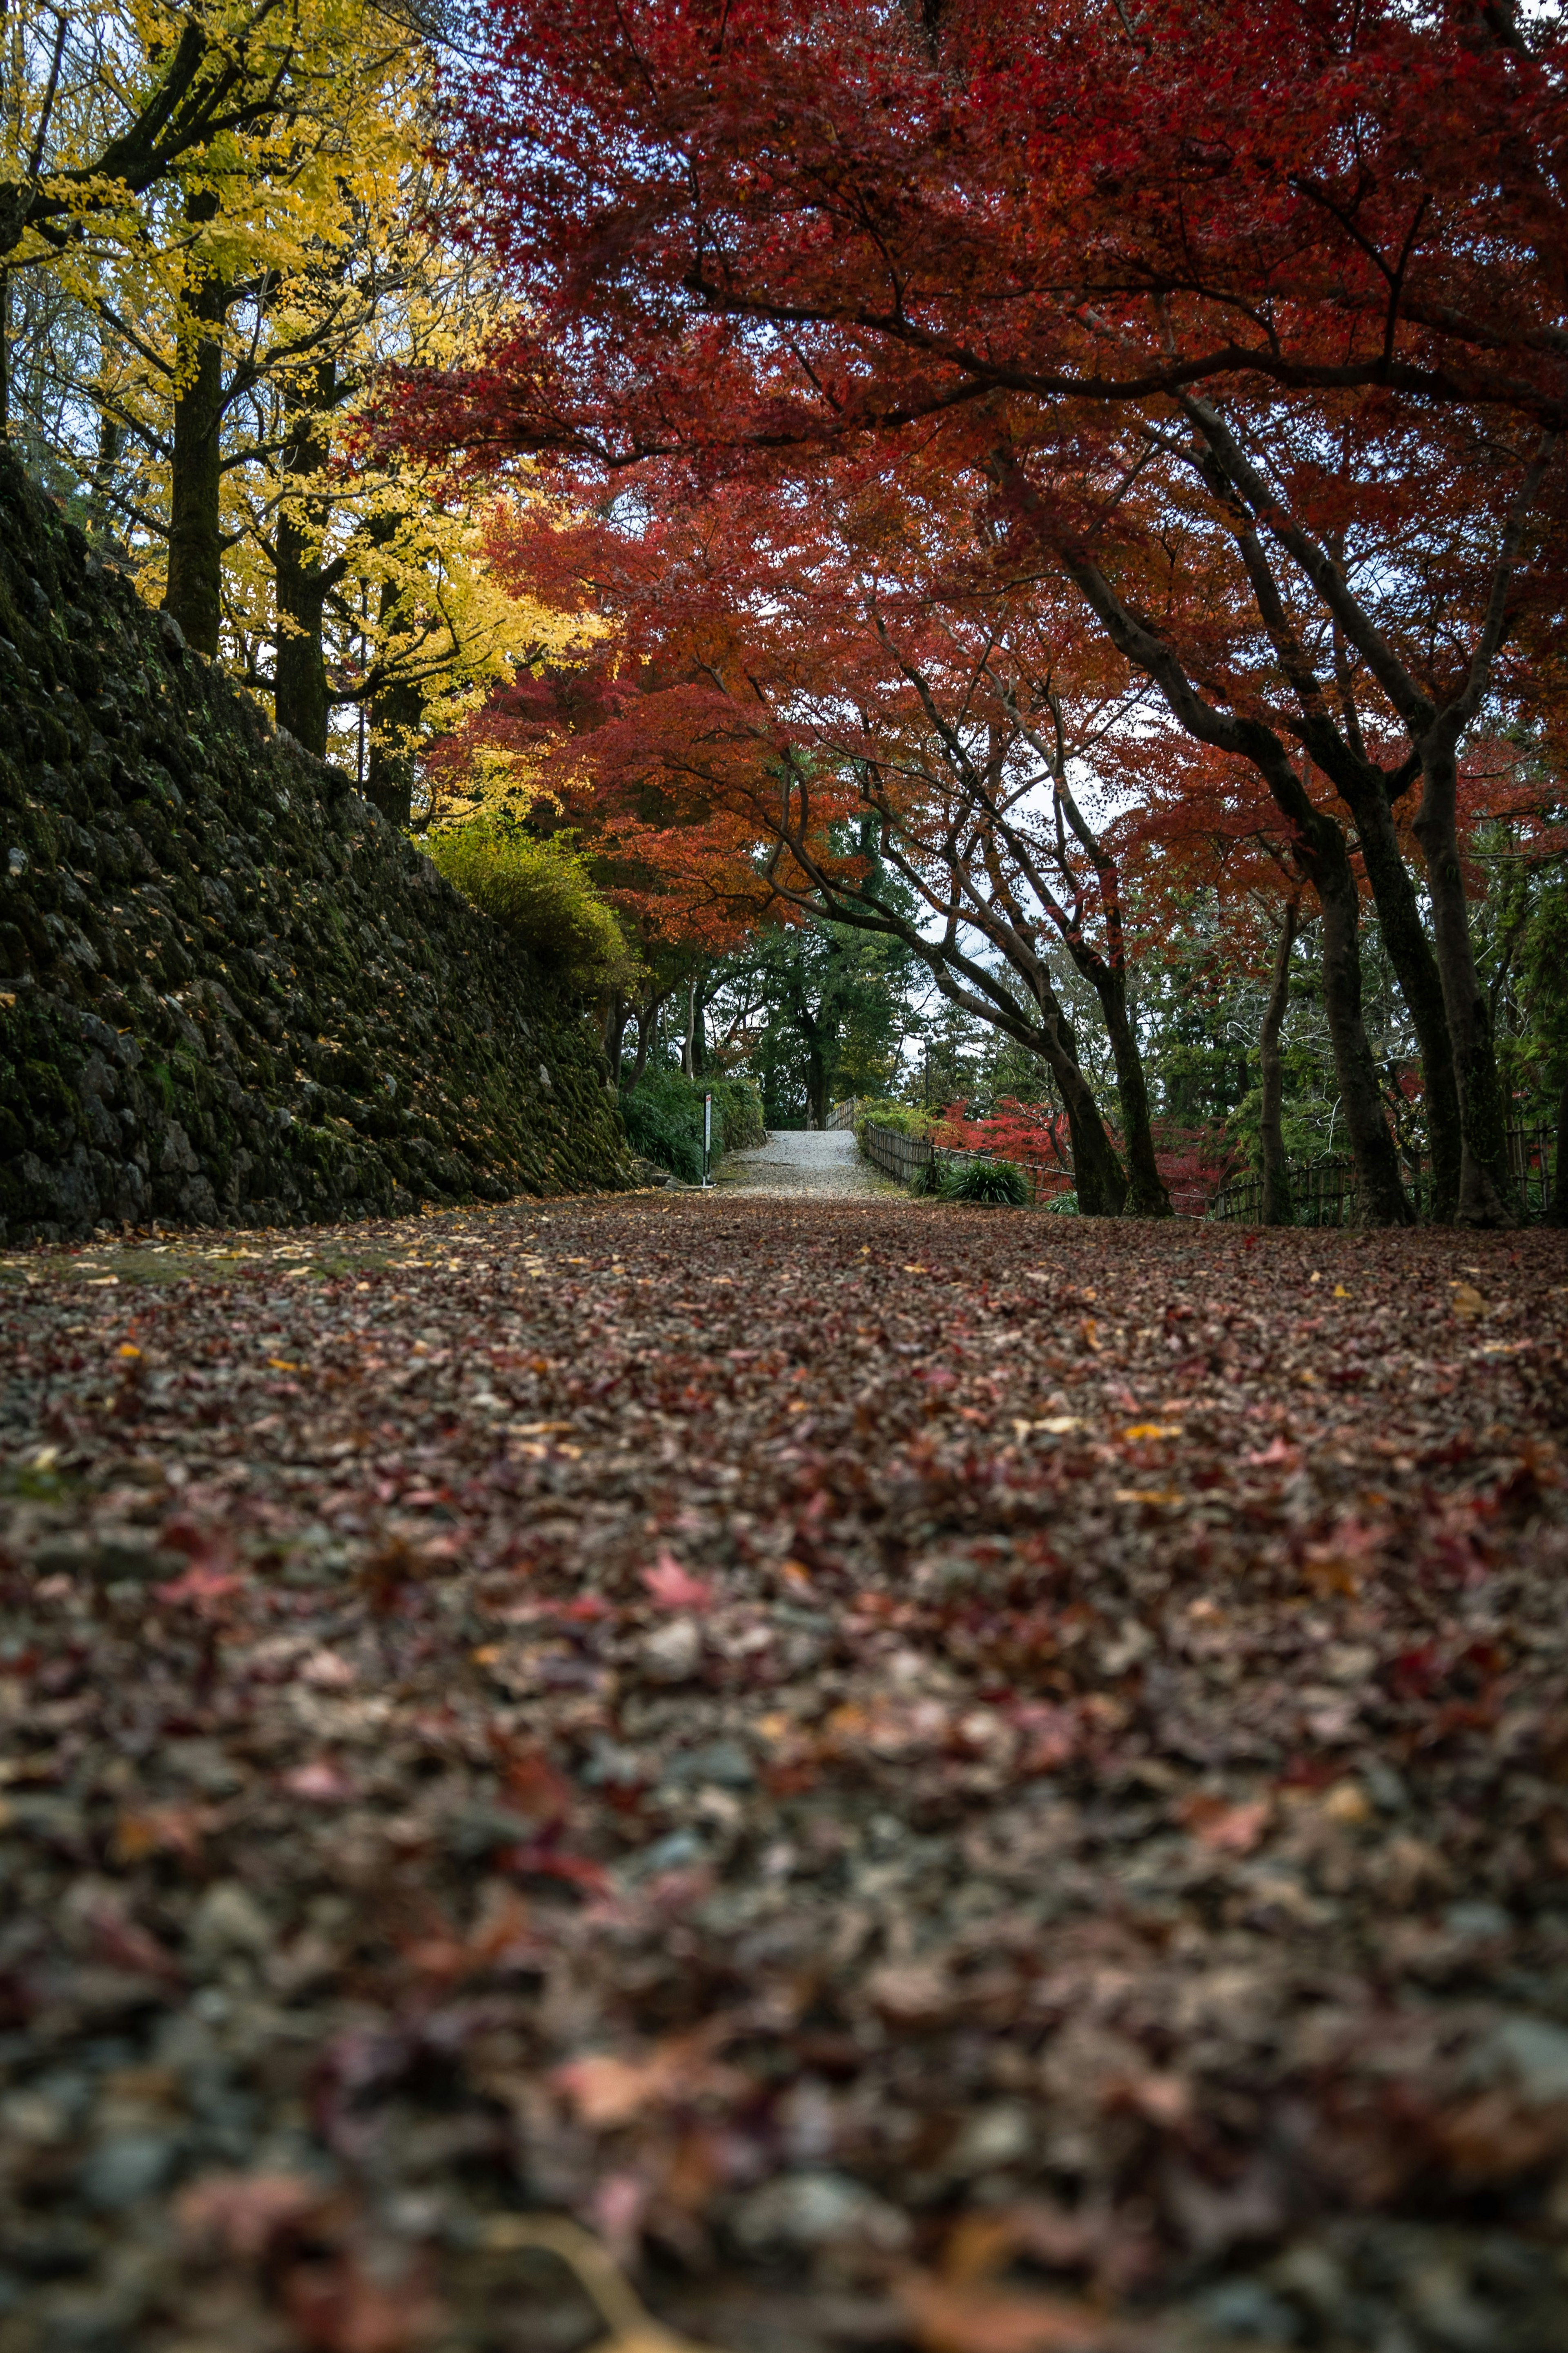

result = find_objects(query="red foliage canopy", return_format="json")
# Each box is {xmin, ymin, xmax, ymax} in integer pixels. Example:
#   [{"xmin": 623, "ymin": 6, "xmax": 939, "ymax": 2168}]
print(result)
[{"xmin": 405, "ymin": 0, "xmax": 1568, "ymax": 472}]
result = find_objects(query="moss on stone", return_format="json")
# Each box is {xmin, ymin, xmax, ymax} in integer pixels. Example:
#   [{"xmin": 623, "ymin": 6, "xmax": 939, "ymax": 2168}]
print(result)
[{"xmin": 0, "ymin": 450, "xmax": 632, "ymax": 1242}]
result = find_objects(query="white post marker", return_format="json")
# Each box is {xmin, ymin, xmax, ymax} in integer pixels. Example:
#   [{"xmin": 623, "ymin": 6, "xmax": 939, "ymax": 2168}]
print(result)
[{"xmin": 703, "ymin": 1092, "xmax": 713, "ymax": 1187}]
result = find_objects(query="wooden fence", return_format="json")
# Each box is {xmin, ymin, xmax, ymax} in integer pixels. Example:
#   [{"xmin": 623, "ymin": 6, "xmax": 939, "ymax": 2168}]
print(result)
[
  {"xmin": 856, "ymin": 1107, "xmax": 1559, "ymax": 1223},
  {"xmin": 860, "ymin": 1122, "xmax": 935, "ymax": 1186},
  {"xmin": 1210, "ymin": 1126, "xmax": 1558, "ymax": 1224},
  {"xmin": 858, "ymin": 1120, "xmax": 1076, "ymax": 1205},
  {"xmin": 825, "ymin": 1098, "xmax": 860, "ymax": 1131}
]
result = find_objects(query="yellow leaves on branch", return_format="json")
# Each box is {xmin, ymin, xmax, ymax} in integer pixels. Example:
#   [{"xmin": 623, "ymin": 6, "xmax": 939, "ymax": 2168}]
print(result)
[{"xmin": 10, "ymin": 0, "xmax": 595, "ymax": 756}]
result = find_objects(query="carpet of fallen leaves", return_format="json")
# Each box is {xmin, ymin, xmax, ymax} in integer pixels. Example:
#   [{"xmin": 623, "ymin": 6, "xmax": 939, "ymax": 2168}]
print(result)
[{"xmin": 2, "ymin": 1198, "xmax": 1568, "ymax": 2353}]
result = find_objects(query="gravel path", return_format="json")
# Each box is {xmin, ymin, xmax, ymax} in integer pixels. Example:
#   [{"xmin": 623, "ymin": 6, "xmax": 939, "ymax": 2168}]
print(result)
[{"xmin": 716, "ymin": 1126, "xmax": 900, "ymax": 1195}]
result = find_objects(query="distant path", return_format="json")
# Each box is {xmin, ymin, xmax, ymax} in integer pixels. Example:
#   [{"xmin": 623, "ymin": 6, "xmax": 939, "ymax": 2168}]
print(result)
[{"xmin": 715, "ymin": 1126, "xmax": 901, "ymax": 1196}]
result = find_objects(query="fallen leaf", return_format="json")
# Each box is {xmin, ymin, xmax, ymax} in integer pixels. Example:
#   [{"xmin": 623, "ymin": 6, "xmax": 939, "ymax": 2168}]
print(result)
[
  {"xmin": 1179, "ymin": 1794, "xmax": 1272, "ymax": 1854},
  {"xmin": 900, "ymin": 2270, "xmax": 1129, "ymax": 2352},
  {"xmin": 283, "ymin": 1760, "xmax": 358, "ymax": 1803},
  {"xmin": 177, "ymin": 2170, "xmax": 323, "ymax": 2257},
  {"xmin": 642, "ymin": 1550, "xmax": 715, "ymax": 1610}
]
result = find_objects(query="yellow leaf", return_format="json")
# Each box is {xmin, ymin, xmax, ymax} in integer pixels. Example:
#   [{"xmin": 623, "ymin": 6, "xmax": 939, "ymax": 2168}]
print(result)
[
  {"xmin": 904, "ymin": 1263, "xmax": 930, "ymax": 1273},
  {"xmin": 1122, "ymin": 1423, "xmax": 1182, "ymax": 1440},
  {"xmin": 1451, "ymin": 1281, "xmax": 1486, "ymax": 1320}
]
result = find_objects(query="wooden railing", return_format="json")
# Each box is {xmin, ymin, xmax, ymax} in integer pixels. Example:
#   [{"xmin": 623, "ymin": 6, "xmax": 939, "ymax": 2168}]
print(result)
[
  {"xmin": 858, "ymin": 1121, "xmax": 1076, "ymax": 1205},
  {"xmin": 1211, "ymin": 1126, "xmax": 1558, "ymax": 1224},
  {"xmin": 859, "ymin": 1111, "xmax": 1559, "ymax": 1222},
  {"xmin": 859, "ymin": 1122, "xmax": 935, "ymax": 1185}
]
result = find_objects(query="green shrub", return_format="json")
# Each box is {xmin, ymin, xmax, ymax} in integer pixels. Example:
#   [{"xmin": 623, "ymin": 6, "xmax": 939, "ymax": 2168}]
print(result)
[
  {"xmin": 426, "ymin": 819, "xmax": 637, "ymax": 993},
  {"xmin": 909, "ymin": 1154, "xmax": 946, "ymax": 1197},
  {"xmin": 620, "ymin": 1088, "xmax": 703, "ymax": 1182},
  {"xmin": 1046, "ymin": 1189, "xmax": 1080, "ymax": 1215},
  {"xmin": 941, "ymin": 1157, "xmax": 1030, "ymax": 1206},
  {"xmin": 620, "ymin": 1067, "xmax": 766, "ymax": 1181},
  {"xmin": 854, "ymin": 1098, "xmax": 935, "ymax": 1158}
]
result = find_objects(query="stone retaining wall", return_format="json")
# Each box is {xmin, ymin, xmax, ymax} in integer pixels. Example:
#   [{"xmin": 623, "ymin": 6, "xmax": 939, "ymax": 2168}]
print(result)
[{"xmin": 0, "ymin": 455, "xmax": 631, "ymax": 1242}]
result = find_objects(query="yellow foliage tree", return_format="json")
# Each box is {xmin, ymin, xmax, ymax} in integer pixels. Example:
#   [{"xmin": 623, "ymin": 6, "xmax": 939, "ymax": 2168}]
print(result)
[{"xmin": 1, "ymin": 0, "xmax": 594, "ymax": 814}]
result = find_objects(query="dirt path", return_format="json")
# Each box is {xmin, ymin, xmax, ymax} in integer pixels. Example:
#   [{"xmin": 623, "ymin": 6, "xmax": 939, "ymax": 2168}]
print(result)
[
  {"xmin": 2, "ymin": 1196, "xmax": 1567, "ymax": 2353},
  {"xmin": 716, "ymin": 1127, "xmax": 901, "ymax": 1196}
]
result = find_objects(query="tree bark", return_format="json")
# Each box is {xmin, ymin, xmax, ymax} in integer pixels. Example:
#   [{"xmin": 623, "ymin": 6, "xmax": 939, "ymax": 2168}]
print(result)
[
  {"xmin": 1312, "ymin": 854, "xmax": 1414, "ymax": 1225},
  {"xmin": 629, "ymin": 990, "xmax": 671, "ymax": 1090},
  {"xmin": 1259, "ymin": 899, "xmax": 1299, "ymax": 1225},
  {"xmin": 1547, "ymin": 1073, "xmax": 1568, "ymax": 1229},
  {"xmin": 89, "ymin": 408, "xmax": 124, "ymax": 542},
  {"xmin": 1331, "ymin": 767, "xmax": 1461, "ymax": 1221},
  {"xmin": 1413, "ymin": 732, "xmax": 1517, "ymax": 1225},
  {"xmin": 1083, "ymin": 960, "xmax": 1170, "ymax": 1216},
  {"xmin": 806, "ymin": 1038, "xmax": 827, "ymax": 1126},
  {"xmin": 274, "ymin": 363, "xmax": 336, "ymax": 756},
  {"xmin": 1047, "ymin": 539, "xmax": 1409, "ymax": 1223},
  {"xmin": 163, "ymin": 192, "xmax": 228, "ymax": 658},
  {"xmin": 603, "ymin": 995, "xmax": 629, "ymax": 1077},
  {"xmin": 365, "ymin": 667, "xmax": 422, "ymax": 827}
]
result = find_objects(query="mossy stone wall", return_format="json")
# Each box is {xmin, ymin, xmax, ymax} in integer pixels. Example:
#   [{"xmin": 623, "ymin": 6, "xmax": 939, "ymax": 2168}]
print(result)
[{"xmin": 0, "ymin": 455, "xmax": 631, "ymax": 1242}]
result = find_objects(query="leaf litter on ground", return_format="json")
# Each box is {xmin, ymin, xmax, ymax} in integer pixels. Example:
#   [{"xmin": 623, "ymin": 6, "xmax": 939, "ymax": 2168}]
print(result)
[{"xmin": 1, "ymin": 1197, "xmax": 1567, "ymax": 2351}]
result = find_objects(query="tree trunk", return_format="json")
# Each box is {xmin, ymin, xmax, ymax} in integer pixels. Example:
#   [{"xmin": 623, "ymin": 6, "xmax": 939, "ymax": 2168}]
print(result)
[
  {"xmin": 163, "ymin": 192, "xmax": 227, "ymax": 658},
  {"xmin": 688, "ymin": 975, "xmax": 708, "ymax": 1075},
  {"xmin": 680, "ymin": 975, "xmax": 697, "ymax": 1077},
  {"xmin": 0, "ymin": 268, "xmax": 10, "ymax": 440},
  {"xmin": 1547, "ymin": 1074, "xmax": 1568, "ymax": 1229},
  {"xmin": 1089, "ymin": 962, "xmax": 1171, "ymax": 1216},
  {"xmin": 274, "ymin": 363, "xmax": 335, "ymax": 756},
  {"xmin": 1047, "ymin": 1026, "xmax": 1127, "ymax": 1216},
  {"xmin": 1314, "ymin": 855, "xmax": 1414, "ymax": 1226},
  {"xmin": 365, "ymin": 669, "xmax": 422, "ymax": 827},
  {"xmin": 1259, "ymin": 899, "xmax": 1299, "ymax": 1226},
  {"xmin": 805, "ymin": 1041, "xmax": 827, "ymax": 1127},
  {"xmin": 604, "ymin": 996, "xmax": 629, "ymax": 1079},
  {"xmin": 1023, "ymin": 990, "xmax": 1126, "ymax": 1216},
  {"xmin": 89, "ymin": 408, "xmax": 123, "ymax": 542},
  {"xmin": 1332, "ymin": 769, "xmax": 1461, "ymax": 1221},
  {"xmin": 1413, "ymin": 732, "xmax": 1516, "ymax": 1225},
  {"xmin": 630, "ymin": 992, "xmax": 668, "ymax": 1090}
]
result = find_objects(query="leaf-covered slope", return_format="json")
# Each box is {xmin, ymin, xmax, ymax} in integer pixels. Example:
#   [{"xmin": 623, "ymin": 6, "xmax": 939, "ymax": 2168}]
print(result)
[{"xmin": 0, "ymin": 453, "xmax": 629, "ymax": 1242}]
